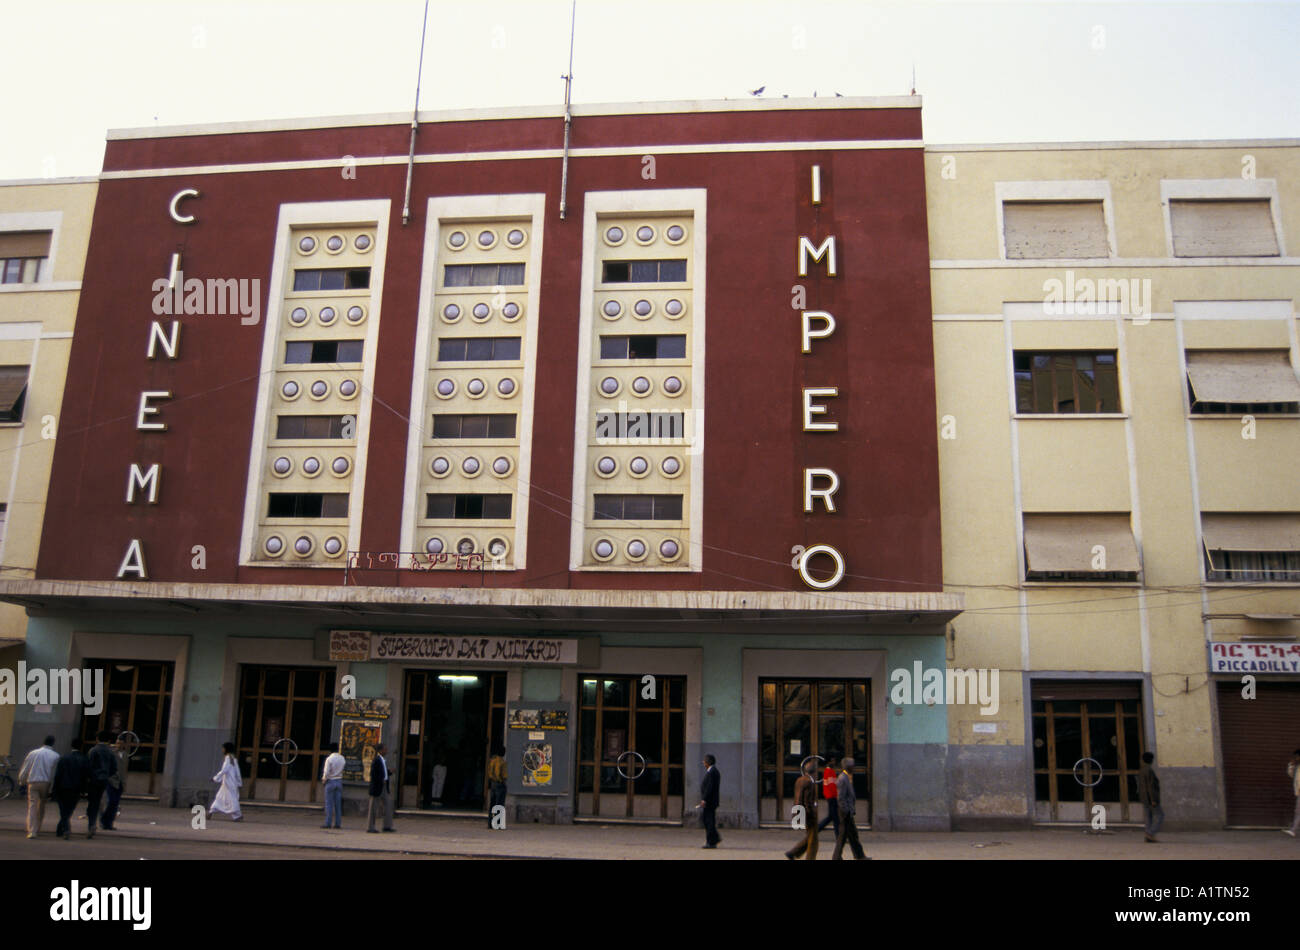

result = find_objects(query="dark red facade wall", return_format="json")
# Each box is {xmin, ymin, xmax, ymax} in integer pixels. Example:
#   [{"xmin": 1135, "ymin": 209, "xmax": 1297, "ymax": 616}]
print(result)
[
  {"xmin": 102, "ymin": 108, "xmax": 922, "ymax": 172},
  {"xmin": 39, "ymin": 109, "xmax": 940, "ymax": 593}
]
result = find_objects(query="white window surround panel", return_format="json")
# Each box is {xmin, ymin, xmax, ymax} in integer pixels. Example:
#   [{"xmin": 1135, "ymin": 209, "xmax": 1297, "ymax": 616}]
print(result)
[
  {"xmin": 1160, "ymin": 179, "xmax": 1285, "ymax": 258},
  {"xmin": 238, "ymin": 199, "xmax": 392, "ymax": 567},
  {"xmin": 994, "ymin": 181, "xmax": 1116, "ymax": 261},
  {"xmin": 0, "ymin": 211, "xmax": 63, "ymax": 284},
  {"xmin": 570, "ymin": 188, "xmax": 707, "ymax": 573},
  {"xmin": 399, "ymin": 193, "xmax": 547, "ymax": 569}
]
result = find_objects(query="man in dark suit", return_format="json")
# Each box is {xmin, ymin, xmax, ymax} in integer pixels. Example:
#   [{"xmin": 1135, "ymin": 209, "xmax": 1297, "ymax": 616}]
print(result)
[
  {"xmin": 53, "ymin": 739, "xmax": 90, "ymax": 839},
  {"xmin": 367, "ymin": 742, "xmax": 395, "ymax": 833},
  {"xmin": 697, "ymin": 754, "xmax": 721, "ymax": 848}
]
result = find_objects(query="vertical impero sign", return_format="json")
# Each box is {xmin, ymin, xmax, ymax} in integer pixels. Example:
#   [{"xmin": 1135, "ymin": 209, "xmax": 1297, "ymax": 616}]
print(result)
[{"xmin": 505, "ymin": 704, "xmax": 571, "ymax": 796}]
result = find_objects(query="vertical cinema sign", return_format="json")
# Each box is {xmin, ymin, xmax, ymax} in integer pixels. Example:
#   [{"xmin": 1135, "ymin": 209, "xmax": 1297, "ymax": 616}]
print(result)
[
  {"xmin": 115, "ymin": 188, "xmax": 199, "ymax": 579},
  {"xmin": 795, "ymin": 165, "xmax": 844, "ymax": 591}
]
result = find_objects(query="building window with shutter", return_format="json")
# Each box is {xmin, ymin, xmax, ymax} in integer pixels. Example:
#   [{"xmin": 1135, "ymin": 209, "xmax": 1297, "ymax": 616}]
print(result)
[
  {"xmin": 1186, "ymin": 350, "xmax": 1300, "ymax": 414},
  {"xmin": 0, "ymin": 231, "xmax": 51, "ymax": 284},
  {"xmin": 1169, "ymin": 199, "xmax": 1280, "ymax": 257},
  {"xmin": 1002, "ymin": 200, "xmax": 1110, "ymax": 260},
  {"xmin": 1202, "ymin": 514, "xmax": 1300, "ymax": 582},
  {"xmin": 0, "ymin": 367, "xmax": 29, "ymax": 423}
]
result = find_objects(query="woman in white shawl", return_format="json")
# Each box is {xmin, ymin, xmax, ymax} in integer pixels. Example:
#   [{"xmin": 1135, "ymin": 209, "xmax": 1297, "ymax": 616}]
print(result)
[{"xmin": 210, "ymin": 742, "xmax": 243, "ymax": 821}]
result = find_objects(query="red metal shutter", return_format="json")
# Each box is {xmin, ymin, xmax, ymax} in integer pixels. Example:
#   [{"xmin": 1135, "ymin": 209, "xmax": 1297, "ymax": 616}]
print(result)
[{"xmin": 1217, "ymin": 681, "xmax": 1300, "ymax": 826}]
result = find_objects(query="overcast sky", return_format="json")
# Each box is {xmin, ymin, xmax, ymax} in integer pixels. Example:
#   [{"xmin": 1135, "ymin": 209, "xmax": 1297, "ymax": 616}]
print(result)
[{"xmin": 4, "ymin": 0, "xmax": 1298, "ymax": 180}]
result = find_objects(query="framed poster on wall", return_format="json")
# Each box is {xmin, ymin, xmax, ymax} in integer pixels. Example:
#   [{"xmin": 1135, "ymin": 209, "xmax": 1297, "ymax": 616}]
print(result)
[{"xmin": 506, "ymin": 703, "xmax": 570, "ymax": 796}]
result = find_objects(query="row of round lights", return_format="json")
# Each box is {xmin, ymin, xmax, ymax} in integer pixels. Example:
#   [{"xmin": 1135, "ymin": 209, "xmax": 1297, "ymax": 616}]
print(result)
[
  {"xmin": 281, "ymin": 378, "xmax": 360, "ymax": 401},
  {"xmin": 288, "ymin": 304, "xmax": 367, "ymax": 327},
  {"xmin": 600, "ymin": 297, "xmax": 686, "ymax": 321},
  {"xmin": 297, "ymin": 233, "xmax": 372, "ymax": 255},
  {"xmin": 429, "ymin": 454, "xmax": 514, "ymax": 479},
  {"xmin": 446, "ymin": 228, "xmax": 527, "ymax": 252},
  {"xmin": 591, "ymin": 536, "xmax": 682, "ymax": 563},
  {"xmin": 440, "ymin": 300, "xmax": 522, "ymax": 323},
  {"xmin": 598, "ymin": 374, "xmax": 685, "ymax": 399},
  {"xmin": 425, "ymin": 535, "xmax": 509, "ymax": 558},
  {"xmin": 603, "ymin": 223, "xmax": 687, "ymax": 247},
  {"xmin": 434, "ymin": 376, "xmax": 517, "ymax": 400},
  {"xmin": 271, "ymin": 454, "xmax": 351, "ymax": 479},
  {"xmin": 594, "ymin": 454, "xmax": 683, "ymax": 479},
  {"xmin": 264, "ymin": 533, "xmax": 346, "ymax": 559}
]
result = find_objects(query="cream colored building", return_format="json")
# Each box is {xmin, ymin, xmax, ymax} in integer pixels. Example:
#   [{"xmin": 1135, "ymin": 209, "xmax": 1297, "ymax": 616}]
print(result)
[
  {"xmin": 929, "ymin": 141, "xmax": 1300, "ymax": 829},
  {"xmin": 0, "ymin": 178, "xmax": 96, "ymax": 755}
]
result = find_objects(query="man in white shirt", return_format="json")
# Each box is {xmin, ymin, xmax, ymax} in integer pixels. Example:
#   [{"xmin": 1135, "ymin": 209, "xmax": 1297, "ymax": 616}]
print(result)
[
  {"xmin": 321, "ymin": 741, "xmax": 345, "ymax": 829},
  {"xmin": 17, "ymin": 736, "xmax": 61, "ymax": 839}
]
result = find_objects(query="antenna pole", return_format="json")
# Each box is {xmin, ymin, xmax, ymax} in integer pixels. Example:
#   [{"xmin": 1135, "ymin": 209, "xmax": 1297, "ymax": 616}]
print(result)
[
  {"xmin": 559, "ymin": 0, "xmax": 576, "ymax": 220},
  {"xmin": 402, "ymin": 0, "xmax": 430, "ymax": 227}
]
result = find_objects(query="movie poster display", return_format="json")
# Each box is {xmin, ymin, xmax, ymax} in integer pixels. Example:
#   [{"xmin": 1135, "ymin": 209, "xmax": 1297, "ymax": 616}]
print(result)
[{"xmin": 506, "ymin": 703, "xmax": 570, "ymax": 796}]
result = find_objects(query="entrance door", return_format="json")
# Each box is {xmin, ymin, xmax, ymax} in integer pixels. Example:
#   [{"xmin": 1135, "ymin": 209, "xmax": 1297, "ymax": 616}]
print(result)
[
  {"xmin": 399, "ymin": 671, "xmax": 506, "ymax": 811},
  {"xmin": 234, "ymin": 666, "xmax": 335, "ymax": 802},
  {"xmin": 78, "ymin": 660, "xmax": 174, "ymax": 796},
  {"xmin": 1218, "ymin": 680, "xmax": 1300, "ymax": 826},
  {"xmin": 577, "ymin": 675, "xmax": 686, "ymax": 819},
  {"xmin": 1031, "ymin": 681, "xmax": 1144, "ymax": 823},
  {"xmin": 759, "ymin": 679, "xmax": 871, "ymax": 824}
]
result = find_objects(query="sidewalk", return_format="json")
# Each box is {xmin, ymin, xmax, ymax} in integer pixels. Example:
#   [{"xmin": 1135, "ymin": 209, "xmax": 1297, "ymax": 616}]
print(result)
[{"xmin": 2, "ymin": 799, "xmax": 1295, "ymax": 859}]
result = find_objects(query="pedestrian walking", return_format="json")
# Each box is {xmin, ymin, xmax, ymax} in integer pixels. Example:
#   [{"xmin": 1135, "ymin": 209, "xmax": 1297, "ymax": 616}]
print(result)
[
  {"xmin": 210, "ymin": 741, "xmax": 243, "ymax": 821},
  {"xmin": 816, "ymin": 755, "xmax": 840, "ymax": 839},
  {"xmin": 1285, "ymin": 748, "xmax": 1300, "ymax": 838},
  {"xmin": 99, "ymin": 735, "xmax": 126, "ymax": 831},
  {"xmin": 85, "ymin": 730, "xmax": 119, "ymax": 838},
  {"xmin": 367, "ymin": 742, "xmax": 395, "ymax": 832},
  {"xmin": 17, "ymin": 735, "xmax": 60, "ymax": 839},
  {"xmin": 698, "ymin": 753, "xmax": 721, "ymax": 849},
  {"xmin": 1137, "ymin": 751, "xmax": 1163, "ymax": 843},
  {"xmin": 785, "ymin": 759, "xmax": 819, "ymax": 860},
  {"xmin": 321, "ymin": 741, "xmax": 345, "ymax": 829},
  {"xmin": 831, "ymin": 757, "xmax": 868, "ymax": 860},
  {"xmin": 486, "ymin": 746, "xmax": 508, "ymax": 828},
  {"xmin": 52, "ymin": 738, "xmax": 90, "ymax": 839}
]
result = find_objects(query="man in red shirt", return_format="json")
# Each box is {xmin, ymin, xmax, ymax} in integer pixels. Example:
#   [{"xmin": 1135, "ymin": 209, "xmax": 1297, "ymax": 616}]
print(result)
[{"xmin": 816, "ymin": 755, "xmax": 839, "ymax": 839}]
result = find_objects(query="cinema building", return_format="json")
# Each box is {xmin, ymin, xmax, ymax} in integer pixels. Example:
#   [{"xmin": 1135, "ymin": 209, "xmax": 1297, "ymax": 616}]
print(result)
[
  {"xmin": 3, "ymin": 97, "xmax": 961, "ymax": 828},
  {"xmin": 929, "ymin": 139, "xmax": 1300, "ymax": 828}
]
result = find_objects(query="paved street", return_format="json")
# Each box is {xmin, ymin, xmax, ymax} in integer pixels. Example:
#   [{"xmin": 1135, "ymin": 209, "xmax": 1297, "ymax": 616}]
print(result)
[{"xmin": 1, "ymin": 798, "xmax": 1295, "ymax": 859}]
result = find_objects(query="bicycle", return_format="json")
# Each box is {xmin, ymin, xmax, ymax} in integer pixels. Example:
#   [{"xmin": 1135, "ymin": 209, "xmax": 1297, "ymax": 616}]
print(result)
[{"xmin": 0, "ymin": 755, "xmax": 18, "ymax": 799}]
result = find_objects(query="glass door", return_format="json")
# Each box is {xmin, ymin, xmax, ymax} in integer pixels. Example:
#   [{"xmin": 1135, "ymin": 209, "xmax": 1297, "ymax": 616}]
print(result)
[
  {"xmin": 577, "ymin": 675, "xmax": 686, "ymax": 819},
  {"xmin": 759, "ymin": 679, "xmax": 871, "ymax": 825},
  {"xmin": 78, "ymin": 660, "xmax": 174, "ymax": 796},
  {"xmin": 235, "ymin": 666, "xmax": 335, "ymax": 802}
]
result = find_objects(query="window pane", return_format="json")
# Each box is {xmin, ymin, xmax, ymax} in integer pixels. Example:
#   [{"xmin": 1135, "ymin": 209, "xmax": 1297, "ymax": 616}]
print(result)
[
  {"xmin": 593, "ymin": 496, "xmax": 622, "ymax": 520},
  {"xmin": 438, "ymin": 338, "xmax": 468, "ymax": 361},
  {"xmin": 292, "ymin": 270, "xmax": 319, "ymax": 291},
  {"xmin": 455, "ymin": 494, "xmax": 484, "ymax": 518},
  {"xmin": 432, "ymin": 415, "xmax": 460, "ymax": 438},
  {"xmin": 623, "ymin": 495, "xmax": 654, "ymax": 520},
  {"xmin": 471, "ymin": 264, "xmax": 499, "ymax": 284},
  {"xmin": 461, "ymin": 415, "xmax": 489, "ymax": 438},
  {"xmin": 659, "ymin": 259, "xmax": 687, "ymax": 281},
  {"xmin": 276, "ymin": 416, "xmax": 303, "ymax": 438},
  {"xmin": 336, "ymin": 341, "xmax": 364, "ymax": 362},
  {"xmin": 320, "ymin": 270, "xmax": 345, "ymax": 291},
  {"xmin": 487, "ymin": 415, "xmax": 516, "ymax": 438},
  {"xmin": 600, "ymin": 337, "xmax": 627, "ymax": 360},
  {"xmin": 320, "ymin": 494, "xmax": 349, "ymax": 518},
  {"xmin": 654, "ymin": 495, "xmax": 683, "ymax": 520},
  {"xmin": 445, "ymin": 265, "xmax": 474, "ymax": 287},
  {"xmin": 657, "ymin": 335, "xmax": 687, "ymax": 359},
  {"xmin": 426, "ymin": 494, "xmax": 456, "ymax": 518},
  {"xmin": 285, "ymin": 342, "xmax": 312, "ymax": 363},
  {"xmin": 498, "ymin": 263, "xmax": 525, "ymax": 285},
  {"xmin": 345, "ymin": 268, "xmax": 369, "ymax": 289},
  {"xmin": 603, "ymin": 261, "xmax": 630, "ymax": 283},
  {"xmin": 1096, "ymin": 361, "xmax": 1120, "ymax": 412},
  {"xmin": 466, "ymin": 338, "xmax": 493, "ymax": 361},
  {"xmin": 495, "ymin": 337, "xmax": 521, "ymax": 360},
  {"xmin": 629, "ymin": 261, "xmax": 658, "ymax": 282},
  {"xmin": 1033, "ymin": 366, "xmax": 1053, "ymax": 412},
  {"xmin": 628, "ymin": 336, "xmax": 657, "ymax": 359},
  {"xmin": 482, "ymin": 495, "xmax": 512, "ymax": 519}
]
